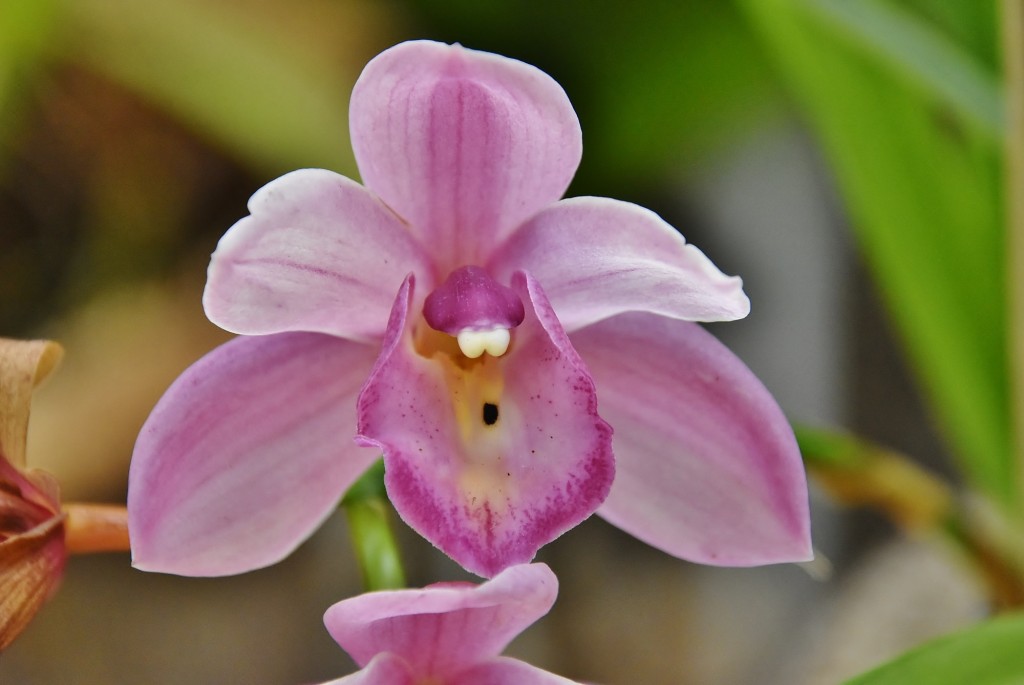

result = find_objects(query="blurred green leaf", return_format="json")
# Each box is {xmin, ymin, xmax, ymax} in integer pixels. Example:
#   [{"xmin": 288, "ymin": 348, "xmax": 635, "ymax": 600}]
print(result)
[
  {"xmin": 580, "ymin": 1, "xmax": 784, "ymax": 182},
  {"xmin": 55, "ymin": 0, "xmax": 386, "ymax": 175},
  {"xmin": 897, "ymin": 0, "xmax": 998, "ymax": 69},
  {"xmin": 799, "ymin": 426, "xmax": 1024, "ymax": 607},
  {"xmin": 409, "ymin": 0, "xmax": 785, "ymax": 189},
  {"xmin": 741, "ymin": 0, "xmax": 1011, "ymax": 506},
  {"xmin": 0, "ymin": 0, "xmax": 61, "ymax": 145},
  {"xmin": 843, "ymin": 612, "xmax": 1024, "ymax": 684},
  {"xmin": 797, "ymin": 426, "xmax": 952, "ymax": 530}
]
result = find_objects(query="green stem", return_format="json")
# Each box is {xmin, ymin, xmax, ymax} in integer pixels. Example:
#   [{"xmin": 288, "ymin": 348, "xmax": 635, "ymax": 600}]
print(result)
[
  {"xmin": 797, "ymin": 426, "xmax": 1024, "ymax": 609},
  {"xmin": 341, "ymin": 460, "xmax": 406, "ymax": 591}
]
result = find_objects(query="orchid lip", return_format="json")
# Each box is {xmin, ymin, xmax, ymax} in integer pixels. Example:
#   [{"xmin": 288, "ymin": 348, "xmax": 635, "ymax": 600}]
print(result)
[{"xmin": 358, "ymin": 271, "xmax": 615, "ymax": 577}]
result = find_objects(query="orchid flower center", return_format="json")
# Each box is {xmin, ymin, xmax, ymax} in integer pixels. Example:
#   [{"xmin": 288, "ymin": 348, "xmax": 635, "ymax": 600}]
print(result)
[{"xmin": 422, "ymin": 266, "xmax": 525, "ymax": 359}]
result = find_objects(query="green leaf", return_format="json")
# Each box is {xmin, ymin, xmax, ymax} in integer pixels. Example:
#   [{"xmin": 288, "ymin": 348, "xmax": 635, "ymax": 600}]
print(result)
[
  {"xmin": 796, "ymin": 426, "xmax": 953, "ymax": 530},
  {"xmin": 55, "ymin": 0, "xmax": 384, "ymax": 175},
  {"xmin": 844, "ymin": 612, "xmax": 1024, "ymax": 684},
  {"xmin": 0, "ymin": 0, "xmax": 61, "ymax": 147},
  {"xmin": 897, "ymin": 0, "xmax": 998, "ymax": 69},
  {"xmin": 408, "ymin": 0, "xmax": 787, "ymax": 186},
  {"xmin": 740, "ymin": 0, "xmax": 1012, "ymax": 507}
]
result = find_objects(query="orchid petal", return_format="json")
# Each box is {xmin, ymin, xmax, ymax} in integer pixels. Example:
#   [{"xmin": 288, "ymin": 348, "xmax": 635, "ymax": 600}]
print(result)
[
  {"xmin": 203, "ymin": 169, "xmax": 433, "ymax": 342},
  {"xmin": 128, "ymin": 332, "xmax": 379, "ymax": 576},
  {"xmin": 324, "ymin": 563, "xmax": 557, "ymax": 674},
  {"xmin": 490, "ymin": 197, "xmax": 749, "ymax": 332},
  {"xmin": 571, "ymin": 314, "xmax": 812, "ymax": 565},
  {"xmin": 451, "ymin": 657, "xmax": 581, "ymax": 685},
  {"xmin": 350, "ymin": 40, "xmax": 581, "ymax": 267},
  {"xmin": 358, "ymin": 274, "xmax": 613, "ymax": 578}
]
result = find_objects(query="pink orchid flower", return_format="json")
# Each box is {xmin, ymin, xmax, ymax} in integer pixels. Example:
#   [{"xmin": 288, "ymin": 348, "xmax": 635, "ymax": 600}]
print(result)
[
  {"xmin": 320, "ymin": 563, "xmax": 578, "ymax": 685},
  {"xmin": 128, "ymin": 40, "xmax": 811, "ymax": 578}
]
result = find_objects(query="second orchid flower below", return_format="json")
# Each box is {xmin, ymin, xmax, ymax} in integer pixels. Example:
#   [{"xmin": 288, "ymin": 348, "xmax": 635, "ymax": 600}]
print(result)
[{"xmin": 320, "ymin": 563, "xmax": 576, "ymax": 684}]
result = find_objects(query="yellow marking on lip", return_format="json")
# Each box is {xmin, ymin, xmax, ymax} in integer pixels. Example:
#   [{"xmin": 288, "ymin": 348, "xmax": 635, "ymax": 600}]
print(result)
[
  {"xmin": 435, "ymin": 353, "xmax": 519, "ymax": 513},
  {"xmin": 443, "ymin": 354, "xmax": 504, "ymax": 452},
  {"xmin": 414, "ymin": 320, "xmax": 523, "ymax": 512}
]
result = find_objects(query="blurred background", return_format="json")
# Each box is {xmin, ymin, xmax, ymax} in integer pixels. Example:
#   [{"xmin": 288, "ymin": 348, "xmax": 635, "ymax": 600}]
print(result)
[{"xmin": 0, "ymin": 0, "xmax": 1007, "ymax": 683}]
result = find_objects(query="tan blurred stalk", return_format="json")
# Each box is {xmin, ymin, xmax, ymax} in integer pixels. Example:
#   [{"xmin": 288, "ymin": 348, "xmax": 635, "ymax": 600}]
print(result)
[{"xmin": 63, "ymin": 503, "xmax": 129, "ymax": 555}]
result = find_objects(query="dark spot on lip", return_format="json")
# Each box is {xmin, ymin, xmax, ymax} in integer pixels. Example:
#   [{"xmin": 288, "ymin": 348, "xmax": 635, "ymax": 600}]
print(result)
[{"xmin": 483, "ymin": 402, "xmax": 499, "ymax": 426}]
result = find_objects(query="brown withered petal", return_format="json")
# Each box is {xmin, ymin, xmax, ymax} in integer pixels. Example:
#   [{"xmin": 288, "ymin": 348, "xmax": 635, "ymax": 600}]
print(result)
[
  {"xmin": 0, "ymin": 461, "xmax": 66, "ymax": 650},
  {"xmin": 0, "ymin": 339, "xmax": 63, "ymax": 469},
  {"xmin": 0, "ymin": 513, "xmax": 66, "ymax": 650},
  {"xmin": 0, "ymin": 460, "xmax": 62, "ymax": 540},
  {"xmin": 0, "ymin": 338, "xmax": 67, "ymax": 650}
]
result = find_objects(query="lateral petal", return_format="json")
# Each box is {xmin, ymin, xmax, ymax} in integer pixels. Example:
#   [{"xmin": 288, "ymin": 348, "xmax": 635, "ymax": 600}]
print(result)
[
  {"xmin": 571, "ymin": 314, "xmax": 812, "ymax": 565},
  {"xmin": 128, "ymin": 332, "xmax": 380, "ymax": 576},
  {"xmin": 350, "ymin": 41, "xmax": 581, "ymax": 267},
  {"xmin": 324, "ymin": 563, "xmax": 557, "ymax": 675},
  {"xmin": 204, "ymin": 169, "xmax": 432, "ymax": 342},
  {"xmin": 490, "ymin": 197, "xmax": 749, "ymax": 332},
  {"xmin": 357, "ymin": 274, "xmax": 613, "ymax": 578}
]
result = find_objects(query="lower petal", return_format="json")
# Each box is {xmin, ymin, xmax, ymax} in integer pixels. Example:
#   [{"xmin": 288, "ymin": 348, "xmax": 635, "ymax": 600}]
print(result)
[
  {"xmin": 128, "ymin": 333, "xmax": 380, "ymax": 576},
  {"xmin": 357, "ymin": 274, "xmax": 613, "ymax": 577},
  {"xmin": 324, "ymin": 563, "xmax": 558, "ymax": 674},
  {"xmin": 571, "ymin": 314, "xmax": 812, "ymax": 565}
]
